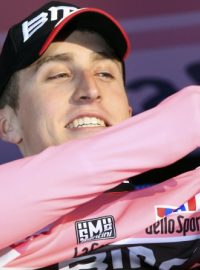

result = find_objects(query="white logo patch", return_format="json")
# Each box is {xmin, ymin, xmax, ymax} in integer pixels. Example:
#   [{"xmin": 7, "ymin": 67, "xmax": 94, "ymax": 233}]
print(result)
[
  {"xmin": 75, "ymin": 216, "xmax": 116, "ymax": 244},
  {"xmin": 22, "ymin": 5, "xmax": 78, "ymax": 42}
]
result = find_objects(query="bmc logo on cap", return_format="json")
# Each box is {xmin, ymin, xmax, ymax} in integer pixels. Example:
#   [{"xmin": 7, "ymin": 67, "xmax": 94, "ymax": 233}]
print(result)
[
  {"xmin": 22, "ymin": 5, "xmax": 78, "ymax": 43},
  {"xmin": 75, "ymin": 216, "xmax": 116, "ymax": 244}
]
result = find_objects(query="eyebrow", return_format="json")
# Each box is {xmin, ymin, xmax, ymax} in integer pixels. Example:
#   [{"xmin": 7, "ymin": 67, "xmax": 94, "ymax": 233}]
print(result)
[
  {"xmin": 32, "ymin": 50, "xmax": 120, "ymax": 74},
  {"xmin": 32, "ymin": 53, "xmax": 73, "ymax": 73},
  {"xmin": 91, "ymin": 51, "xmax": 120, "ymax": 63}
]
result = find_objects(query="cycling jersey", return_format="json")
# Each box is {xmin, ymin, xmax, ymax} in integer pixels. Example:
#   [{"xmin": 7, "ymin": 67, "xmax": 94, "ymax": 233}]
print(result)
[{"xmin": 0, "ymin": 86, "xmax": 200, "ymax": 269}]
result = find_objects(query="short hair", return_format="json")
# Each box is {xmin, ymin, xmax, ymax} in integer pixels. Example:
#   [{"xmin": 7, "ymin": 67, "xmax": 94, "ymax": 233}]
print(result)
[{"xmin": 0, "ymin": 72, "xmax": 19, "ymax": 110}]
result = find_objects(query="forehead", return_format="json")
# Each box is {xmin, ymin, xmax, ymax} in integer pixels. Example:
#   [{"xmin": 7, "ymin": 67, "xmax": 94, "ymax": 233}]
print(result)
[
  {"xmin": 43, "ymin": 30, "xmax": 117, "ymax": 59},
  {"xmin": 25, "ymin": 30, "xmax": 122, "ymax": 75}
]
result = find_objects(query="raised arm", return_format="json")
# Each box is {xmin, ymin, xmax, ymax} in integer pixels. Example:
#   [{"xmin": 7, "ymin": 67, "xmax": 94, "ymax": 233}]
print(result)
[{"xmin": 0, "ymin": 85, "xmax": 200, "ymax": 248}]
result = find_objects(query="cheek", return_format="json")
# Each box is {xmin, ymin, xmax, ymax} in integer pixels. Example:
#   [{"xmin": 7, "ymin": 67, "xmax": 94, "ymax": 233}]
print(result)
[
  {"xmin": 111, "ymin": 100, "xmax": 131, "ymax": 122},
  {"xmin": 108, "ymin": 88, "xmax": 130, "ymax": 117},
  {"xmin": 19, "ymin": 100, "xmax": 38, "ymax": 122},
  {"xmin": 112, "ymin": 101, "xmax": 131, "ymax": 121},
  {"xmin": 21, "ymin": 89, "xmax": 61, "ymax": 117},
  {"xmin": 18, "ymin": 93, "xmax": 48, "ymax": 132}
]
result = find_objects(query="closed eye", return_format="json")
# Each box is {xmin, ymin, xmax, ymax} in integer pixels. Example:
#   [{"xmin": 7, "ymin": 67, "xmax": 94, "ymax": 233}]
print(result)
[
  {"xmin": 47, "ymin": 72, "xmax": 71, "ymax": 80},
  {"xmin": 97, "ymin": 72, "xmax": 114, "ymax": 79}
]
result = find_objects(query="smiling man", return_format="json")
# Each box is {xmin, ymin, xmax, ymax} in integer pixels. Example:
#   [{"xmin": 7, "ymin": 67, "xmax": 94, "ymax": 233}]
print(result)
[
  {"xmin": 12, "ymin": 29, "xmax": 131, "ymax": 156},
  {"xmin": 0, "ymin": 1, "xmax": 200, "ymax": 270}
]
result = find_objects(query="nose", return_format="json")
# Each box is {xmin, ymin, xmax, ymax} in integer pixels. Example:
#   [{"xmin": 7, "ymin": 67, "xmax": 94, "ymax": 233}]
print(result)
[{"xmin": 72, "ymin": 72, "xmax": 101, "ymax": 104}]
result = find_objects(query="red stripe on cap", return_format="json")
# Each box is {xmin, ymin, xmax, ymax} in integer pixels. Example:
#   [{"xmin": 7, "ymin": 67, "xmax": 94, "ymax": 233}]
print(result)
[{"xmin": 39, "ymin": 7, "xmax": 131, "ymax": 60}]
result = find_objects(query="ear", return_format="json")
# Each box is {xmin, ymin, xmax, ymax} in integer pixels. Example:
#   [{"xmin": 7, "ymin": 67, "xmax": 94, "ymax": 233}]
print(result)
[{"xmin": 0, "ymin": 106, "xmax": 22, "ymax": 144}]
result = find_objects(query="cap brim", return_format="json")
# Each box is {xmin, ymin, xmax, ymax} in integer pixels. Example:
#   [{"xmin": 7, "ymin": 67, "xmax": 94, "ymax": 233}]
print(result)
[{"xmin": 39, "ymin": 7, "xmax": 131, "ymax": 60}]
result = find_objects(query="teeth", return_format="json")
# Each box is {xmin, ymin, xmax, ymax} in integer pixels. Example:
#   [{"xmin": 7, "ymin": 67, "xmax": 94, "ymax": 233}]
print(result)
[{"xmin": 67, "ymin": 117, "xmax": 106, "ymax": 129}]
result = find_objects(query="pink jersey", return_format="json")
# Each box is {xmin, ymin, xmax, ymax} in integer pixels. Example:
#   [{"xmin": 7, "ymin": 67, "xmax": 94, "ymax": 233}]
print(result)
[{"xmin": 0, "ymin": 86, "xmax": 200, "ymax": 269}]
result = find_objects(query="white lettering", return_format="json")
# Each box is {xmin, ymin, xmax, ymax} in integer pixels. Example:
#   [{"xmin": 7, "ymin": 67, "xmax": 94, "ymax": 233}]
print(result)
[
  {"xmin": 159, "ymin": 258, "xmax": 188, "ymax": 270},
  {"xmin": 79, "ymin": 228, "xmax": 88, "ymax": 241},
  {"xmin": 22, "ymin": 12, "xmax": 48, "ymax": 42},
  {"xmin": 88, "ymin": 220, "xmax": 103, "ymax": 237},
  {"xmin": 48, "ymin": 6, "xmax": 78, "ymax": 26},
  {"xmin": 22, "ymin": 5, "xmax": 78, "ymax": 42},
  {"xmin": 128, "ymin": 246, "xmax": 156, "ymax": 268},
  {"xmin": 52, "ymin": 244, "xmax": 194, "ymax": 269},
  {"xmin": 111, "ymin": 249, "xmax": 123, "ymax": 269},
  {"xmin": 59, "ymin": 253, "xmax": 107, "ymax": 270}
]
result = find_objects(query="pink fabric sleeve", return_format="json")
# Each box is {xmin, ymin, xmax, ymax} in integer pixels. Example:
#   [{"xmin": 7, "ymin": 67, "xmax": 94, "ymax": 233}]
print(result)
[
  {"xmin": 0, "ymin": 85, "xmax": 200, "ymax": 249},
  {"xmin": 6, "ymin": 166, "xmax": 200, "ymax": 268}
]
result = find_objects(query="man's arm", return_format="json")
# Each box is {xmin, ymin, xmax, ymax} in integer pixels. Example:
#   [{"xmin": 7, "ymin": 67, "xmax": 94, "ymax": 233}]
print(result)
[
  {"xmin": 6, "ymin": 166, "xmax": 200, "ymax": 268},
  {"xmin": 0, "ymin": 86, "xmax": 200, "ymax": 248}
]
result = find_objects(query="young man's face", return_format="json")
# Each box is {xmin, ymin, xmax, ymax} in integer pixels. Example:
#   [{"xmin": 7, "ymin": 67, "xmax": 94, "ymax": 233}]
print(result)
[{"xmin": 15, "ymin": 30, "xmax": 132, "ymax": 156}]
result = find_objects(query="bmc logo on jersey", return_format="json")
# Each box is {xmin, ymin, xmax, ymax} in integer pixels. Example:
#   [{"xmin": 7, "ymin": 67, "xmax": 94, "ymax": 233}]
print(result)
[
  {"xmin": 22, "ymin": 5, "xmax": 78, "ymax": 42},
  {"xmin": 75, "ymin": 216, "xmax": 116, "ymax": 244},
  {"xmin": 155, "ymin": 194, "xmax": 200, "ymax": 220}
]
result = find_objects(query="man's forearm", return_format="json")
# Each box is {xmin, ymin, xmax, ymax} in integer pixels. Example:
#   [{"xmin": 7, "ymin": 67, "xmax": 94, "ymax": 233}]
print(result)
[{"xmin": 0, "ymin": 85, "xmax": 199, "ymax": 249}]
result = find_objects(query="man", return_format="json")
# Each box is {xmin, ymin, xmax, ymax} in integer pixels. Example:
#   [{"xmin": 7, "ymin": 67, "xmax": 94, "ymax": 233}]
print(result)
[{"xmin": 0, "ymin": 1, "xmax": 200, "ymax": 269}]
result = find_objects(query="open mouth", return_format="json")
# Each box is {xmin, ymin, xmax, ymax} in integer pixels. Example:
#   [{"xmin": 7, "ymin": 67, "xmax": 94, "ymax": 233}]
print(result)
[{"xmin": 66, "ymin": 117, "xmax": 108, "ymax": 129}]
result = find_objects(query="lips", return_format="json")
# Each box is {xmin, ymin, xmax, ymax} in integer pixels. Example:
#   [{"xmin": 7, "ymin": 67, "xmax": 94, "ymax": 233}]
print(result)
[{"xmin": 66, "ymin": 116, "xmax": 107, "ymax": 129}]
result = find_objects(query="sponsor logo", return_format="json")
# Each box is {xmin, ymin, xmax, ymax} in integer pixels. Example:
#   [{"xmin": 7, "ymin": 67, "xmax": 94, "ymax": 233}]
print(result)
[
  {"xmin": 22, "ymin": 5, "xmax": 78, "ymax": 42},
  {"xmin": 155, "ymin": 195, "xmax": 200, "ymax": 220},
  {"xmin": 75, "ymin": 216, "xmax": 116, "ymax": 244},
  {"xmin": 146, "ymin": 215, "xmax": 200, "ymax": 235},
  {"xmin": 61, "ymin": 240, "xmax": 200, "ymax": 270}
]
